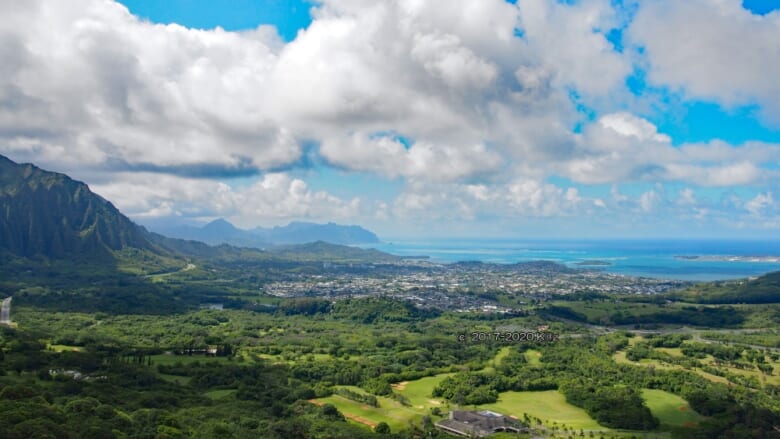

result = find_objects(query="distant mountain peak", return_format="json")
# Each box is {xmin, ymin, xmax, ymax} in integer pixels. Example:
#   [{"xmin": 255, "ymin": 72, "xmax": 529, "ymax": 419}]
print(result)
[
  {"xmin": 254, "ymin": 221, "xmax": 380, "ymax": 245},
  {"xmin": 2, "ymin": 154, "xmax": 381, "ymax": 256},
  {"xmin": 203, "ymin": 218, "xmax": 238, "ymax": 231},
  {"xmin": 207, "ymin": 218, "xmax": 232, "ymax": 225},
  {"xmin": 150, "ymin": 218, "xmax": 380, "ymax": 248}
]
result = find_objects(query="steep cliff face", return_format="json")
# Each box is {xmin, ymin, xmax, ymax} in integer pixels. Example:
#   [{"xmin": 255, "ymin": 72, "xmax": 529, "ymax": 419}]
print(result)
[{"xmin": 0, "ymin": 155, "xmax": 152, "ymax": 258}]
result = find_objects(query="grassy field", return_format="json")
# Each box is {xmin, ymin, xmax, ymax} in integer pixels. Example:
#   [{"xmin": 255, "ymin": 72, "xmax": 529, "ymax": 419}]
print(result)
[
  {"xmin": 313, "ymin": 374, "xmax": 687, "ymax": 437},
  {"xmin": 627, "ymin": 335, "xmax": 643, "ymax": 346},
  {"xmin": 482, "ymin": 347, "xmax": 512, "ymax": 374},
  {"xmin": 312, "ymin": 394, "xmax": 384, "ymax": 429},
  {"xmin": 310, "ymin": 373, "xmax": 454, "ymax": 431},
  {"xmin": 613, "ymin": 347, "xmax": 731, "ymax": 385},
  {"xmin": 642, "ymin": 389, "xmax": 704, "ymax": 428},
  {"xmin": 690, "ymin": 368, "xmax": 731, "ymax": 385},
  {"xmin": 317, "ymin": 384, "xmax": 613, "ymax": 435},
  {"xmin": 310, "ymin": 374, "xmax": 457, "ymax": 431},
  {"xmin": 481, "ymin": 390, "xmax": 681, "ymax": 438},
  {"xmin": 524, "ymin": 349, "xmax": 542, "ymax": 365},
  {"xmin": 491, "ymin": 347, "xmax": 511, "ymax": 365},
  {"xmin": 247, "ymin": 352, "xmax": 338, "ymax": 365},
  {"xmin": 313, "ymin": 391, "xmax": 430, "ymax": 431},
  {"xmin": 693, "ymin": 352, "xmax": 780, "ymax": 386},
  {"xmin": 47, "ymin": 344, "xmax": 82, "ymax": 352},
  {"xmin": 655, "ymin": 347, "xmax": 683, "ymax": 357},
  {"xmin": 480, "ymin": 390, "xmax": 603, "ymax": 430},
  {"xmin": 614, "ymin": 336, "xmax": 780, "ymax": 387},
  {"xmin": 612, "ymin": 351, "xmax": 676, "ymax": 370},
  {"xmin": 716, "ymin": 361, "xmax": 780, "ymax": 386},
  {"xmin": 394, "ymin": 373, "xmax": 453, "ymax": 408}
]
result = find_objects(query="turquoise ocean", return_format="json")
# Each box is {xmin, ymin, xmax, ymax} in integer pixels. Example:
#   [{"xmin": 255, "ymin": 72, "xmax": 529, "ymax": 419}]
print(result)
[{"xmin": 368, "ymin": 239, "xmax": 780, "ymax": 281}]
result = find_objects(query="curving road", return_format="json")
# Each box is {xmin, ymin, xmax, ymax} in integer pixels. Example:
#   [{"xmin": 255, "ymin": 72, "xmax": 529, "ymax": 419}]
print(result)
[
  {"xmin": 143, "ymin": 263, "xmax": 196, "ymax": 280},
  {"xmin": 0, "ymin": 297, "xmax": 11, "ymax": 325}
]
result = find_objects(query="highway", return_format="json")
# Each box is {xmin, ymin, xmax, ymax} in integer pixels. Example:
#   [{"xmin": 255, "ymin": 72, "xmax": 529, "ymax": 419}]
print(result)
[{"xmin": 0, "ymin": 296, "xmax": 11, "ymax": 325}]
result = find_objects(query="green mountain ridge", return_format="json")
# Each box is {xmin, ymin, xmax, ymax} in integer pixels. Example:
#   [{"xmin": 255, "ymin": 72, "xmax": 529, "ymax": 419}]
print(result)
[
  {"xmin": 0, "ymin": 154, "xmax": 395, "ymax": 265},
  {"xmin": 0, "ymin": 155, "xmax": 153, "ymax": 258},
  {"xmin": 0, "ymin": 154, "xmax": 401, "ymax": 314},
  {"xmin": 672, "ymin": 271, "xmax": 780, "ymax": 304}
]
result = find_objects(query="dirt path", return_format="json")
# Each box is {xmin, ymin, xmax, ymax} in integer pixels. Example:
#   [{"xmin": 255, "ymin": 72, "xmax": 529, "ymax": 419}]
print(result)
[{"xmin": 343, "ymin": 413, "xmax": 378, "ymax": 428}]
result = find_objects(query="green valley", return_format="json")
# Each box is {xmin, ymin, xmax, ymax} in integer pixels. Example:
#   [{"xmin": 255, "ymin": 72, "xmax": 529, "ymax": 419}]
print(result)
[{"xmin": 1, "ymin": 155, "xmax": 779, "ymax": 438}]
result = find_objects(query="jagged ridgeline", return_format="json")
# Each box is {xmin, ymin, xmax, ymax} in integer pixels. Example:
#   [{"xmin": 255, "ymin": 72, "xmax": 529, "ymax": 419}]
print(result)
[
  {"xmin": 0, "ymin": 154, "xmax": 397, "ymax": 314},
  {"xmin": 0, "ymin": 155, "xmax": 154, "ymax": 258},
  {"xmin": 0, "ymin": 155, "xmax": 190, "ymax": 313},
  {"xmin": 0, "ymin": 154, "xmax": 252, "ymax": 265},
  {"xmin": 0, "ymin": 154, "xmax": 390, "ymax": 261}
]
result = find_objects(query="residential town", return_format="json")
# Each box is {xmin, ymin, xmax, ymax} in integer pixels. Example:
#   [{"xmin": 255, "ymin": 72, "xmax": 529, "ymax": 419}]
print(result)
[{"xmin": 263, "ymin": 261, "xmax": 688, "ymax": 312}]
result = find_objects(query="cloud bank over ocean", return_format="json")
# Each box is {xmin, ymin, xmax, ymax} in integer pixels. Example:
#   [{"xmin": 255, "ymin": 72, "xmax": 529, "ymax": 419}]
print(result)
[{"xmin": 1, "ymin": 0, "xmax": 779, "ymax": 237}]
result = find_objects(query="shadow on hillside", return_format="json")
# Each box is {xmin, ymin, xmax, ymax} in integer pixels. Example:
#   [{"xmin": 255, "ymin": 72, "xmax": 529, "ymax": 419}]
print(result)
[{"xmin": 0, "ymin": 251, "xmax": 187, "ymax": 315}]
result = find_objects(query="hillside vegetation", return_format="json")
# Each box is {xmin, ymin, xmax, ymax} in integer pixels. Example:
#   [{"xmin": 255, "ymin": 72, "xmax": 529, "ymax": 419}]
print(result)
[{"xmin": 672, "ymin": 271, "xmax": 780, "ymax": 304}]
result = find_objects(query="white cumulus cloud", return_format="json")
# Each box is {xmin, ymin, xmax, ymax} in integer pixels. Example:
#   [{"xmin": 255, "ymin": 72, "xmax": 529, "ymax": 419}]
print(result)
[
  {"xmin": 1, "ymin": 0, "xmax": 779, "ymax": 232},
  {"xmin": 745, "ymin": 192, "xmax": 774, "ymax": 216},
  {"xmin": 629, "ymin": 0, "xmax": 780, "ymax": 126}
]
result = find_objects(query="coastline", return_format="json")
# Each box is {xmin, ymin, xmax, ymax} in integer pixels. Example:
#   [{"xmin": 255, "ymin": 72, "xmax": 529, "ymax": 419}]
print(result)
[
  {"xmin": 675, "ymin": 255, "xmax": 780, "ymax": 263},
  {"xmin": 364, "ymin": 239, "xmax": 780, "ymax": 281}
]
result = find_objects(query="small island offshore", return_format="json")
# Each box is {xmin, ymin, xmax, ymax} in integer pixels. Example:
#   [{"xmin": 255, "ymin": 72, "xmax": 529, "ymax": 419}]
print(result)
[
  {"xmin": 574, "ymin": 260, "xmax": 613, "ymax": 266},
  {"xmin": 676, "ymin": 255, "xmax": 780, "ymax": 263}
]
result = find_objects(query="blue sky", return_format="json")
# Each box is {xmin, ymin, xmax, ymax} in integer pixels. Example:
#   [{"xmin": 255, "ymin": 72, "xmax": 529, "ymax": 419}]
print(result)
[
  {"xmin": 118, "ymin": 0, "xmax": 780, "ymax": 144},
  {"xmin": 119, "ymin": 0, "xmax": 313, "ymax": 41},
  {"xmin": 2, "ymin": 0, "xmax": 780, "ymax": 238},
  {"xmin": 743, "ymin": 0, "xmax": 780, "ymax": 15}
]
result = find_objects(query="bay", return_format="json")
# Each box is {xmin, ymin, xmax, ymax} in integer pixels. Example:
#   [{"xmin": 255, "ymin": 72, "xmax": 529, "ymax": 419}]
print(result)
[{"xmin": 366, "ymin": 239, "xmax": 780, "ymax": 281}]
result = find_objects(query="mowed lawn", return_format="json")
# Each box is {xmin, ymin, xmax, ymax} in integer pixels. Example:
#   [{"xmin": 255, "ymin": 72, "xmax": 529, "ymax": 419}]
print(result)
[
  {"xmin": 47, "ymin": 344, "xmax": 83, "ymax": 352},
  {"xmin": 524, "ymin": 349, "xmax": 543, "ymax": 365},
  {"xmin": 313, "ymin": 392, "xmax": 427, "ymax": 431},
  {"xmin": 312, "ymin": 374, "xmax": 456, "ymax": 431},
  {"xmin": 481, "ymin": 347, "xmax": 511, "ymax": 374},
  {"xmin": 612, "ymin": 351, "xmax": 676, "ymax": 370},
  {"xmin": 395, "ymin": 373, "xmax": 453, "ymax": 408},
  {"xmin": 480, "ymin": 390, "xmax": 604, "ymax": 430},
  {"xmin": 312, "ymin": 380, "xmax": 688, "ymax": 437},
  {"xmin": 655, "ymin": 347, "xmax": 684, "ymax": 357},
  {"xmin": 642, "ymin": 389, "xmax": 705, "ymax": 428},
  {"xmin": 613, "ymin": 349, "xmax": 730, "ymax": 385},
  {"xmin": 249, "ymin": 351, "xmax": 334, "ymax": 365},
  {"xmin": 613, "ymin": 342, "xmax": 778, "ymax": 387}
]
